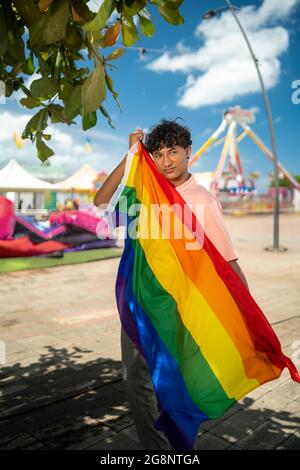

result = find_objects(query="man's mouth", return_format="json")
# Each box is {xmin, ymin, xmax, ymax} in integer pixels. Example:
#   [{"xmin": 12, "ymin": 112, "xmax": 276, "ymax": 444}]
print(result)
[{"xmin": 164, "ymin": 168, "xmax": 175, "ymax": 174}]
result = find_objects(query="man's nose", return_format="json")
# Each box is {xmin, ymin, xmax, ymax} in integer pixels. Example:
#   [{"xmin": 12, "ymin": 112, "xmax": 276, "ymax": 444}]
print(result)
[{"xmin": 162, "ymin": 155, "xmax": 173, "ymax": 167}]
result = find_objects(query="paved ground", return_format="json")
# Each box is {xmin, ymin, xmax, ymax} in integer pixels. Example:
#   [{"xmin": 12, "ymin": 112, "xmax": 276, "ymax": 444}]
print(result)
[{"xmin": 0, "ymin": 213, "xmax": 300, "ymax": 450}]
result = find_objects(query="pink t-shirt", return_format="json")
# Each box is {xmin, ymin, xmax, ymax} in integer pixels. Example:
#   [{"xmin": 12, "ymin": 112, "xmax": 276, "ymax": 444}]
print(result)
[{"xmin": 176, "ymin": 174, "xmax": 238, "ymax": 262}]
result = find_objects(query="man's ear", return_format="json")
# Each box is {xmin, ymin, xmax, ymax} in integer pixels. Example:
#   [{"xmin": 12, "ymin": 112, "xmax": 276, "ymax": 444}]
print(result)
[{"xmin": 186, "ymin": 145, "xmax": 191, "ymax": 159}]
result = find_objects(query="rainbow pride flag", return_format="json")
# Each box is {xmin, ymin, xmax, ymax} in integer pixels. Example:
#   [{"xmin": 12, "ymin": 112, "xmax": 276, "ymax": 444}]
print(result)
[{"xmin": 107, "ymin": 141, "xmax": 300, "ymax": 450}]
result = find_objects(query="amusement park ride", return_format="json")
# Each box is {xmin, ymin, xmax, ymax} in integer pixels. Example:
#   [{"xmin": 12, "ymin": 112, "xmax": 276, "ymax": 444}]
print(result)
[{"xmin": 188, "ymin": 107, "xmax": 300, "ymax": 198}]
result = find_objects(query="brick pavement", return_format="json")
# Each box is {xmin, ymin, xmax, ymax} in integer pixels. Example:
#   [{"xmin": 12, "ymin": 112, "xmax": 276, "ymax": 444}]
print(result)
[{"xmin": 0, "ymin": 214, "xmax": 299, "ymax": 450}]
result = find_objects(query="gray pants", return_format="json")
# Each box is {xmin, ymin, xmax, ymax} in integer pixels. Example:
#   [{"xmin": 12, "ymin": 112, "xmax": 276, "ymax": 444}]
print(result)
[{"xmin": 121, "ymin": 327, "xmax": 171, "ymax": 450}]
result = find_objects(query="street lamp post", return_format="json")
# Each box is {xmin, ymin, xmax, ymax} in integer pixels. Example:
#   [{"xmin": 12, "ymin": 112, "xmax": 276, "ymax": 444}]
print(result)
[{"xmin": 203, "ymin": 0, "xmax": 285, "ymax": 251}]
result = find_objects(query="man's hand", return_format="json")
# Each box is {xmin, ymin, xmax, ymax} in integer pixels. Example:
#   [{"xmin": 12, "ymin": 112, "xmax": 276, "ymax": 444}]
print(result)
[
  {"xmin": 129, "ymin": 129, "xmax": 144, "ymax": 149},
  {"xmin": 94, "ymin": 128, "xmax": 144, "ymax": 207},
  {"xmin": 228, "ymin": 260, "xmax": 250, "ymax": 292}
]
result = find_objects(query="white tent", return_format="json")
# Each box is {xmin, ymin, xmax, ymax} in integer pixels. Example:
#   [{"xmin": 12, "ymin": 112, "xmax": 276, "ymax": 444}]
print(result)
[
  {"xmin": 0, "ymin": 159, "xmax": 54, "ymax": 191},
  {"xmin": 54, "ymin": 163, "xmax": 98, "ymax": 191}
]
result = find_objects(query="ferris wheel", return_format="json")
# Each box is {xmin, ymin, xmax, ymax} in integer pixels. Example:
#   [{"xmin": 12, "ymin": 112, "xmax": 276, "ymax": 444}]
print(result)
[{"xmin": 188, "ymin": 106, "xmax": 300, "ymax": 196}]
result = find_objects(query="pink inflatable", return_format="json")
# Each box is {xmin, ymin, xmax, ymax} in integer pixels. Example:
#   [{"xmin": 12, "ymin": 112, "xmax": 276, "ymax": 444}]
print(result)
[
  {"xmin": 0, "ymin": 196, "xmax": 16, "ymax": 240},
  {"xmin": 0, "ymin": 237, "xmax": 68, "ymax": 258},
  {"xmin": 49, "ymin": 210, "xmax": 109, "ymax": 237}
]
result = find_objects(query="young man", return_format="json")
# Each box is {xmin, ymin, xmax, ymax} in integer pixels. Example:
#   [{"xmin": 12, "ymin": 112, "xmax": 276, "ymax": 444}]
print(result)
[{"xmin": 94, "ymin": 119, "xmax": 249, "ymax": 450}]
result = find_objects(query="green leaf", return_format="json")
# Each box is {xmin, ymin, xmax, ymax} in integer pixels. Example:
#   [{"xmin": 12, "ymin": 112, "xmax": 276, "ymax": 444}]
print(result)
[
  {"xmin": 0, "ymin": 5, "xmax": 8, "ymax": 56},
  {"xmin": 121, "ymin": 23, "xmax": 134, "ymax": 46},
  {"xmin": 105, "ymin": 47, "xmax": 125, "ymax": 61},
  {"xmin": 2, "ymin": 1, "xmax": 26, "ymax": 63},
  {"xmin": 158, "ymin": 5, "xmax": 184, "ymax": 25},
  {"xmin": 99, "ymin": 105, "xmax": 115, "ymax": 129},
  {"xmin": 30, "ymin": 0, "xmax": 70, "ymax": 46},
  {"xmin": 36, "ymin": 132, "xmax": 54, "ymax": 162},
  {"xmin": 122, "ymin": 0, "xmax": 147, "ymax": 16},
  {"xmin": 64, "ymin": 85, "xmax": 82, "ymax": 120},
  {"xmin": 23, "ymin": 108, "xmax": 49, "ymax": 138},
  {"xmin": 30, "ymin": 76, "xmax": 57, "ymax": 100},
  {"xmin": 105, "ymin": 71, "xmax": 122, "ymax": 112},
  {"xmin": 71, "ymin": 0, "xmax": 94, "ymax": 23},
  {"xmin": 20, "ymin": 96, "xmax": 41, "ymax": 109},
  {"xmin": 82, "ymin": 111, "xmax": 97, "ymax": 130},
  {"xmin": 38, "ymin": 1, "xmax": 55, "ymax": 13},
  {"xmin": 77, "ymin": 67, "xmax": 90, "ymax": 79},
  {"xmin": 53, "ymin": 50, "xmax": 63, "ymax": 84},
  {"xmin": 167, "ymin": 0, "xmax": 184, "ymax": 8},
  {"xmin": 121, "ymin": 17, "xmax": 139, "ymax": 47},
  {"xmin": 65, "ymin": 24, "xmax": 84, "ymax": 50},
  {"xmin": 19, "ymin": 84, "xmax": 31, "ymax": 98},
  {"xmin": 35, "ymin": 52, "xmax": 52, "ymax": 76},
  {"xmin": 7, "ymin": 32, "xmax": 26, "ymax": 63},
  {"xmin": 5, "ymin": 80, "xmax": 14, "ymax": 97},
  {"xmin": 48, "ymin": 104, "xmax": 72, "ymax": 124},
  {"xmin": 59, "ymin": 80, "xmax": 74, "ymax": 103},
  {"xmin": 84, "ymin": 0, "xmax": 115, "ymax": 32},
  {"xmin": 149, "ymin": 0, "xmax": 183, "ymax": 6},
  {"xmin": 81, "ymin": 65, "xmax": 106, "ymax": 113},
  {"xmin": 13, "ymin": 0, "xmax": 41, "ymax": 26},
  {"xmin": 138, "ymin": 14, "xmax": 155, "ymax": 37},
  {"xmin": 22, "ymin": 52, "xmax": 35, "ymax": 75}
]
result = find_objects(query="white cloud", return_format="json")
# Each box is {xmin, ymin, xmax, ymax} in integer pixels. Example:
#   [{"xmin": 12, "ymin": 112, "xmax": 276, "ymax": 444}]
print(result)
[
  {"xmin": 0, "ymin": 111, "xmax": 32, "ymax": 141},
  {"xmin": 175, "ymin": 40, "xmax": 192, "ymax": 55},
  {"xmin": 146, "ymin": 0, "xmax": 300, "ymax": 109},
  {"xmin": 0, "ymin": 110, "xmax": 126, "ymax": 174},
  {"xmin": 48, "ymin": 126, "xmax": 73, "ymax": 148},
  {"xmin": 258, "ymin": 0, "xmax": 299, "ymax": 22},
  {"xmin": 50, "ymin": 148, "xmax": 113, "ymax": 172},
  {"xmin": 0, "ymin": 111, "xmax": 77, "ymax": 169}
]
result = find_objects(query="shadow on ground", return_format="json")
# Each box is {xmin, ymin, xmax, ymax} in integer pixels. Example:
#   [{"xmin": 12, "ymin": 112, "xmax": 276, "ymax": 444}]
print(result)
[
  {"xmin": 195, "ymin": 396, "xmax": 300, "ymax": 450},
  {"xmin": 0, "ymin": 347, "xmax": 299, "ymax": 450},
  {"xmin": 0, "ymin": 345, "xmax": 141, "ymax": 449}
]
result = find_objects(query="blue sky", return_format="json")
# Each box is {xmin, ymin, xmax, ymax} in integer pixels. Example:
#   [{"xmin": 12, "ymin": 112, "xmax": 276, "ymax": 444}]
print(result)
[{"xmin": 1, "ymin": 0, "xmax": 300, "ymax": 192}]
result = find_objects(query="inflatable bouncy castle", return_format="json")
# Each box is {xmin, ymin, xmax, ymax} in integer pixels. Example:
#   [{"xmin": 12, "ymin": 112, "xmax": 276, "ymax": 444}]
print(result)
[{"xmin": 0, "ymin": 196, "xmax": 116, "ymax": 258}]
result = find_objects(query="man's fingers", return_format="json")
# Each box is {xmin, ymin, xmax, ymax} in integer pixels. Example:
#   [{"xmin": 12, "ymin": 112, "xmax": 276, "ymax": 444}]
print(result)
[
  {"xmin": 129, "ymin": 129, "xmax": 144, "ymax": 149},
  {"xmin": 132, "ymin": 130, "xmax": 143, "ymax": 137}
]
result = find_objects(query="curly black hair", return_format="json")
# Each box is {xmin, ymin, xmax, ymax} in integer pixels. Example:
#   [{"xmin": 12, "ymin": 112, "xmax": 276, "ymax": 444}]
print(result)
[{"xmin": 144, "ymin": 118, "xmax": 192, "ymax": 154}]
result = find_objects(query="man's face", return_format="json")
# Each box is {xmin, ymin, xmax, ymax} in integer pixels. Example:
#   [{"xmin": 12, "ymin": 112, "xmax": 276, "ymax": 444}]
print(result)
[{"xmin": 152, "ymin": 144, "xmax": 191, "ymax": 183}]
